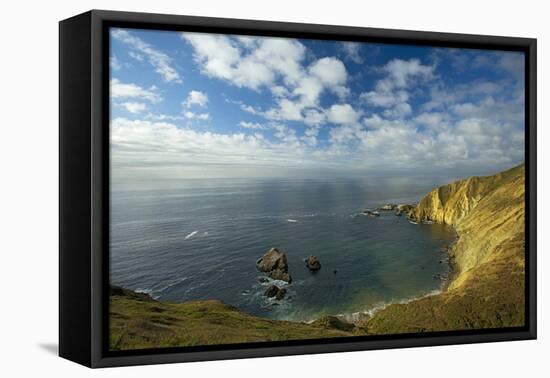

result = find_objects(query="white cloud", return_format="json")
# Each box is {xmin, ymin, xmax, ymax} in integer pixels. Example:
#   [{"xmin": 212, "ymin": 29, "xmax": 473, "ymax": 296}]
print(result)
[
  {"xmin": 110, "ymin": 118, "xmax": 333, "ymax": 178},
  {"xmin": 341, "ymin": 42, "xmax": 364, "ymax": 64},
  {"xmin": 383, "ymin": 58, "xmax": 435, "ymax": 88},
  {"xmin": 128, "ymin": 51, "xmax": 144, "ymax": 62},
  {"xmin": 303, "ymin": 109, "xmax": 326, "ymax": 126},
  {"xmin": 110, "ymin": 56, "xmax": 122, "ymax": 71},
  {"xmin": 112, "ymin": 29, "xmax": 181, "ymax": 83},
  {"xmin": 360, "ymin": 59, "xmax": 434, "ymax": 120},
  {"xmin": 327, "ymin": 104, "xmax": 361, "ymax": 125},
  {"xmin": 360, "ymin": 89, "xmax": 408, "ymax": 108},
  {"xmin": 183, "ymin": 90, "xmax": 209, "ymax": 108},
  {"xmin": 182, "ymin": 32, "xmax": 352, "ymax": 125},
  {"xmin": 120, "ymin": 102, "xmax": 147, "ymax": 114},
  {"xmin": 302, "ymin": 126, "xmax": 320, "ymax": 146},
  {"xmin": 308, "ymin": 57, "xmax": 349, "ymax": 97},
  {"xmin": 110, "ymin": 79, "xmax": 161, "ymax": 103},
  {"xmin": 181, "ymin": 33, "xmax": 304, "ymax": 90},
  {"xmin": 239, "ymin": 121, "xmax": 266, "ymax": 130},
  {"xmin": 183, "ymin": 111, "xmax": 210, "ymax": 120}
]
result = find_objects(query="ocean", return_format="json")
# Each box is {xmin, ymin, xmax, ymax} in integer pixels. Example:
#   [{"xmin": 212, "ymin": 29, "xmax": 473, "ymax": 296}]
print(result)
[{"xmin": 110, "ymin": 176, "xmax": 456, "ymax": 322}]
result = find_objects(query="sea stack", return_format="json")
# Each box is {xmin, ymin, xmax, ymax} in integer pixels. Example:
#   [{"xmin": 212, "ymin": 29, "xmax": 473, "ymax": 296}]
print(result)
[
  {"xmin": 256, "ymin": 247, "xmax": 292, "ymax": 283},
  {"xmin": 305, "ymin": 255, "xmax": 322, "ymax": 271}
]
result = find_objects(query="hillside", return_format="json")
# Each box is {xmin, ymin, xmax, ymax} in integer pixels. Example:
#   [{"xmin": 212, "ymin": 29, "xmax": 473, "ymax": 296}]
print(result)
[
  {"xmin": 367, "ymin": 164, "xmax": 525, "ymax": 333},
  {"xmin": 109, "ymin": 286, "xmax": 362, "ymax": 350}
]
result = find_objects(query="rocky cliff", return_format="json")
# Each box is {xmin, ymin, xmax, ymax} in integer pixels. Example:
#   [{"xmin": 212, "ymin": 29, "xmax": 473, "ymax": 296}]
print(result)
[{"xmin": 367, "ymin": 164, "xmax": 525, "ymax": 333}]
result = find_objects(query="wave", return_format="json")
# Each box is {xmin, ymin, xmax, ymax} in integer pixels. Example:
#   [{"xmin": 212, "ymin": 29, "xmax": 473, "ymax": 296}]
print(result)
[
  {"xmin": 286, "ymin": 219, "xmax": 298, "ymax": 223},
  {"xmin": 331, "ymin": 289, "xmax": 442, "ymax": 324},
  {"xmin": 184, "ymin": 230, "xmax": 199, "ymax": 240}
]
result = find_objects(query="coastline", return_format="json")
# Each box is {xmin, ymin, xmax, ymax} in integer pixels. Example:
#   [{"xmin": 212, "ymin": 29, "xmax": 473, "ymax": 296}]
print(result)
[
  {"xmin": 366, "ymin": 163, "xmax": 525, "ymax": 334},
  {"xmin": 110, "ymin": 163, "xmax": 525, "ymax": 348}
]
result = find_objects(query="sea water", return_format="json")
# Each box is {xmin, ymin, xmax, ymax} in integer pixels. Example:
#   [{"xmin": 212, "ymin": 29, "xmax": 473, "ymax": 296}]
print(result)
[{"xmin": 110, "ymin": 177, "xmax": 456, "ymax": 322}]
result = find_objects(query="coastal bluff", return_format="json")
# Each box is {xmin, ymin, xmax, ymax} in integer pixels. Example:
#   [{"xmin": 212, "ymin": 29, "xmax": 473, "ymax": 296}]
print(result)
[{"xmin": 368, "ymin": 163, "xmax": 525, "ymax": 333}]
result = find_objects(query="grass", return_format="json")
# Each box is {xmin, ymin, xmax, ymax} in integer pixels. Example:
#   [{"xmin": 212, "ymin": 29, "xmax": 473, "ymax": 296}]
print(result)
[{"xmin": 110, "ymin": 286, "xmax": 360, "ymax": 350}]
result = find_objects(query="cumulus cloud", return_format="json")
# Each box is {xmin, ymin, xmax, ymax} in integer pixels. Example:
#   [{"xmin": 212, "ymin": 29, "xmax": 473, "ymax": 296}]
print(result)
[
  {"xmin": 361, "ymin": 58, "xmax": 435, "ymax": 120},
  {"xmin": 183, "ymin": 90, "xmax": 209, "ymax": 108},
  {"xmin": 112, "ymin": 29, "xmax": 181, "ymax": 83},
  {"xmin": 327, "ymin": 104, "xmax": 361, "ymax": 125},
  {"xmin": 111, "ymin": 31, "xmax": 525, "ymax": 178},
  {"xmin": 182, "ymin": 32, "xmax": 351, "ymax": 125},
  {"xmin": 120, "ymin": 102, "xmax": 147, "ymax": 114},
  {"xmin": 110, "ymin": 79, "xmax": 161, "ymax": 103}
]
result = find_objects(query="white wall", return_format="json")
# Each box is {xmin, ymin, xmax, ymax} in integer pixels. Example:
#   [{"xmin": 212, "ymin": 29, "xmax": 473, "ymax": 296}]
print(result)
[{"xmin": 0, "ymin": 0, "xmax": 547, "ymax": 376}]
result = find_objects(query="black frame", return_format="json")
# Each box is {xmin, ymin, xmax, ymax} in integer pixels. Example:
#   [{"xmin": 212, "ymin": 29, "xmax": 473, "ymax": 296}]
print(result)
[{"xmin": 59, "ymin": 9, "xmax": 537, "ymax": 368}]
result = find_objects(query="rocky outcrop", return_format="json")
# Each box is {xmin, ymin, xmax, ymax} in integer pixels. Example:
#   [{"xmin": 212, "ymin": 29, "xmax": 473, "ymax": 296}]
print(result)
[
  {"xmin": 368, "ymin": 164, "xmax": 526, "ymax": 333},
  {"xmin": 305, "ymin": 255, "xmax": 321, "ymax": 271},
  {"xmin": 257, "ymin": 247, "xmax": 288, "ymax": 272},
  {"xmin": 395, "ymin": 204, "xmax": 414, "ymax": 216},
  {"xmin": 362, "ymin": 209, "xmax": 380, "ymax": 217},
  {"xmin": 264, "ymin": 285, "xmax": 287, "ymax": 300},
  {"xmin": 269, "ymin": 269, "xmax": 292, "ymax": 283},
  {"xmin": 257, "ymin": 247, "xmax": 292, "ymax": 283}
]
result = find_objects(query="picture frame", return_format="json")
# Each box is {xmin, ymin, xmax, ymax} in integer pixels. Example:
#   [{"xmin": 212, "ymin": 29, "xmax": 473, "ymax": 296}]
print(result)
[{"xmin": 59, "ymin": 9, "xmax": 537, "ymax": 368}]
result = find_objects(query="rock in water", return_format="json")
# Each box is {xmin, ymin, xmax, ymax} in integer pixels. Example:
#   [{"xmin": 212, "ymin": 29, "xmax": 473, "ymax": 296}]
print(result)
[
  {"xmin": 256, "ymin": 247, "xmax": 288, "ymax": 273},
  {"xmin": 275, "ymin": 288, "xmax": 287, "ymax": 300},
  {"xmin": 269, "ymin": 268, "xmax": 292, "ymax": 283},
  {"xmin": 257, "ymin": 247, "xmax": 292, "ymax": 283},
  {"xmin": 264, "ymin": 285, "xmax": 279, "ymax": 298},
  {"xmin": 305, "ymin": 255, "xmax": 321, "ymax": 271},
  {"xmin": 264, "ymin": 284, "xmax": 286, "ymax": 300}
]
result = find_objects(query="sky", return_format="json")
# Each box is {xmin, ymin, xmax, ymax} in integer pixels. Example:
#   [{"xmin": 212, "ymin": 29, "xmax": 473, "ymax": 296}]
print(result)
[{"xmin": 109, "ymin": 28, "xmax": 525, "ymax": 180}]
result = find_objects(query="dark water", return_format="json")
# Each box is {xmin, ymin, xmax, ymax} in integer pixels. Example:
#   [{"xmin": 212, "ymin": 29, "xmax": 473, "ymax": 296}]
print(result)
[{"xmin": 110, "ymin": 177, "xmax": 456, "ymax": 322}]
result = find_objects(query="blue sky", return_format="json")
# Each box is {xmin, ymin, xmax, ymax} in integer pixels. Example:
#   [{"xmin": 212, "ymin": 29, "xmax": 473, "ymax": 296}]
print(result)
[{"xmin": 110, "ymin": 28, "xmax": 525, "ymax": 180}]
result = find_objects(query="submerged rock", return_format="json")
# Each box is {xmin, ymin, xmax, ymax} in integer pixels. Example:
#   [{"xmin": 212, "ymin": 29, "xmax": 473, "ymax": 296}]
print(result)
[
  {"xmin": 361, "ymin": 209, "xmax": 380, "ymax": 217},
  {"xmin": 264, "ymin": 284, "xmax": 287, "ymax": 300},
  {"xmin": 269, "ymin": 268, "xmax": 292, "ymax": 283},
  {"xmin": 305, "ymin": 255, "xmax": 321, "ymax": 271}
]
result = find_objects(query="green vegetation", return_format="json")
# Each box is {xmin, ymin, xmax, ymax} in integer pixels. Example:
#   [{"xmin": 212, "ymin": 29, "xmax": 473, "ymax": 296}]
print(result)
[
  {"xmin": 110, "ymin": 286, "xmax": 359, "ymax": 350},
  {"xmin": 110, "ymin": 164, "xmax": 526, "ymax": 348}
]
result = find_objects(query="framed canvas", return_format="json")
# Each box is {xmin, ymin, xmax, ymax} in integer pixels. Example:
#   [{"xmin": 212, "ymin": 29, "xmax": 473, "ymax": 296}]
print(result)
[{"xmin": 59, "ymin": 10, "xmax": 537, "ymax": 368}]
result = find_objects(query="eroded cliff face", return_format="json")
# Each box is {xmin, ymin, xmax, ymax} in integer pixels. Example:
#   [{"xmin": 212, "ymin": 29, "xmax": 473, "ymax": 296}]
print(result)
[
  {"xmin": 410, "ymin": 164, "xmax": 525, "ymax": 288},
  {"xmin": 368, "ymin": 164, "xmax": 525, "ymax": 333}
]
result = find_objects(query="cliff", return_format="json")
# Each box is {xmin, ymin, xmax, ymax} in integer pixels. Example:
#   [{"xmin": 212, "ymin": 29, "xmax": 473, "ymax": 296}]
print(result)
[{"xmin": 367, "ymin": 164, "xmax": 525, "ymax": 333}]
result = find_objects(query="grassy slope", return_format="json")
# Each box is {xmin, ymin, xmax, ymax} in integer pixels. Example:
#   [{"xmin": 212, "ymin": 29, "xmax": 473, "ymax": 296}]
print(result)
[
  {"xmin": 110, "ymin": 287, "xmax": 362, "ymax": 350},
  {"xmin": 366, "ymin": 164, "xmax": 525, "ymax": 334}
]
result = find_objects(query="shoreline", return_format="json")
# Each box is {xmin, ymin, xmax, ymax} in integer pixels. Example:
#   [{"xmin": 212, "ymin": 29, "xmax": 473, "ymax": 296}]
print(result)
[{"xmin": 110, "ymin": 164, "xmax": 525, "ymax": 348}]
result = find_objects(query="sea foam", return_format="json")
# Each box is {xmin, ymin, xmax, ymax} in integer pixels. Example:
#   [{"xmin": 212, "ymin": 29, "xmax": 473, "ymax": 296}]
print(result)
[{"xmin": 184, "ymin": 230, "xmax": 199, "ymax": 240}]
